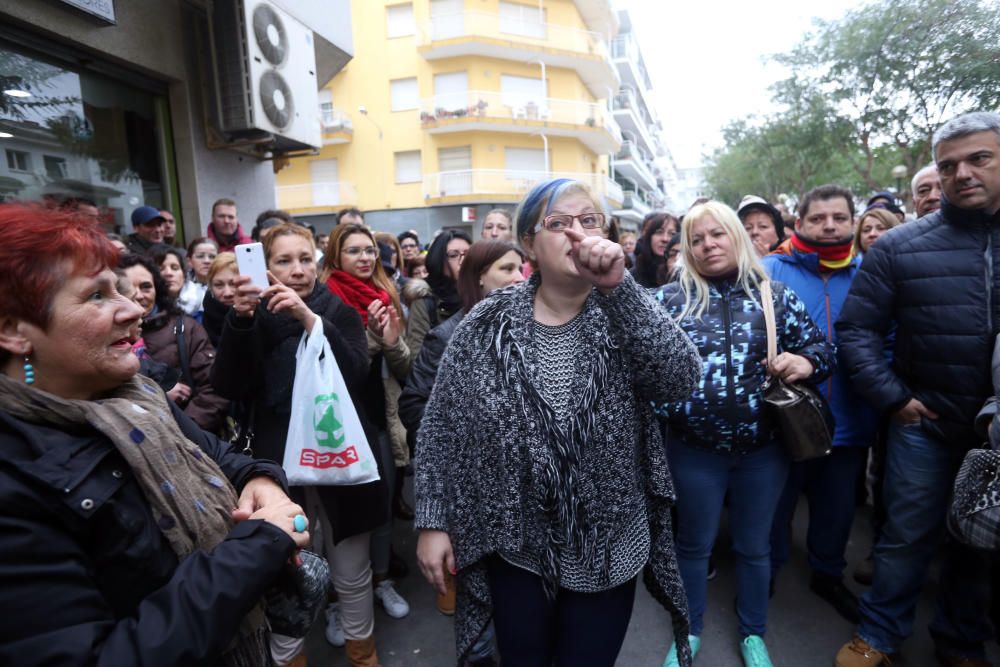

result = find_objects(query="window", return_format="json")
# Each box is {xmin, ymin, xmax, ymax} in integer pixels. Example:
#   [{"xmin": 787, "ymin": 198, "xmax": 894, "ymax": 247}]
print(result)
[
  {"xmin": 390, "ymin": 78, "xmax": 419, "ymax": 112},
  {"xmin": 499, "ymin": 2, "xmax": 546, "ymax": 39},
  {"xmin": 433, "ymin": 72, "xmax": 469, "ymax": 114},
  {"xmin": 505, "ymin": 147, "xmax": 546, "ymax": 181},
  {"xmin": 318, "ymin": 89, "xmax": 334, "ymax": 125},
  {"xmin": 395, "ymin": 151, "xmax": 422, "ymax": 183},
  {"xmin": 430, "ymin": 0, "xmax": 464, "ymax": 40},
  {"xmin": 386, "ymin": 4, "xmax": 415, "ymax": 38},
  {"xmin": 5, "ymin": 149, "xmax": 29, "ymax": 172},
  {"xmin": 500, "ymin": 75, "xmax": 547, "ymax": 117},
  {"xmin": 44, "ymin": 155, "xmax": 67, "ymax": 179},
  {"xmin": 438, "ymin": 146, "xmax": 472, "ymax": 195},
  {"xmin": 310, "ymin": 159, "xmax": 340, "ymax": 206}
]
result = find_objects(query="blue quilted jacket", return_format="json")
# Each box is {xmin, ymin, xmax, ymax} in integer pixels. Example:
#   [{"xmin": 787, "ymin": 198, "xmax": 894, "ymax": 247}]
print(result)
[
  {"xmin": 762, "ymin": 251, "xmax": 880, "ymax": 448},
  {"xmin": 654, "ymin": 278, "xmax": 835, "ymax": 454}
]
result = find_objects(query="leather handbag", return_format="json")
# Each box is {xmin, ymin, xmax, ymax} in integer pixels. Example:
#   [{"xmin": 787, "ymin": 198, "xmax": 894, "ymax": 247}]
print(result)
[
  {"xmin": 948, "ymin": 447, "xmax": 1000, "ymax": 551},
  {"xmin": 759, "ymin": 280, "xmax": 835, "ymax": 462}
]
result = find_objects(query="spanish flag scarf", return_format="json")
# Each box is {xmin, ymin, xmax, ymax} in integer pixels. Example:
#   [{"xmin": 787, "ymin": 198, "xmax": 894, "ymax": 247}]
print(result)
[{"xmin": 789, "ymin": 233, "xmax": 855, "ymax": 272}]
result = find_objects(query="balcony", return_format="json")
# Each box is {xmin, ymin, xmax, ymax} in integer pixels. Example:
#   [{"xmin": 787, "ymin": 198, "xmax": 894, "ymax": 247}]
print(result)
[
  {"xmin": 419, "ymin": 90, "xmax": 621, "ymax": 155},
  {"xmin": 422, "ymin": 169, "xmax": 622, "ymax": 206},
  {"xmin": 610, "ymin": 33, "xmax": 654, "ymax": 93},
  {"xmin": 621, "ymin": 187, "xmax": 652, "ymax": 218},
  {"xmin": 612, "ymin": 87, "xmax": 658, "ymax": 156},
  {"xmin": 320, "ymin": 107, "xmax": 353, "ymax": 145},
  {"xmin": 275, "ymin": 181, "xmax": 358, "ymax": 212},
  {"xmin": 572, "ymin": 0, "xmax": 619, "ymax": 37},
  {"xmin": 605, "ymin": 177, "xmax": 623, "ymax": 207},
  {"xmin": 614, "ymin": 140, "xmax": 658, "ymax": 191},
  {"xmin": 417, "ymin": 12, "xmax": 619, "ymax": 99}
]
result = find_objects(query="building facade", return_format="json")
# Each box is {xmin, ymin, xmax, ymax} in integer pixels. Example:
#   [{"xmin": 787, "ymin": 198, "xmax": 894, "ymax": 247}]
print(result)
[
  {"xmin": 275, "ymin": 0, "xmax": 671, "ymax": 238},
  {"xmin": 0, "ymin": 0, "xmax": 352, "ymax": 242}
]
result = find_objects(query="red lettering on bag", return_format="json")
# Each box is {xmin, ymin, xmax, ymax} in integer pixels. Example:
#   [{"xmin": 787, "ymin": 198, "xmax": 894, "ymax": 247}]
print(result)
[{"xmin": 299, "ymin": 446, "xmax": 360, "ymax": 469}]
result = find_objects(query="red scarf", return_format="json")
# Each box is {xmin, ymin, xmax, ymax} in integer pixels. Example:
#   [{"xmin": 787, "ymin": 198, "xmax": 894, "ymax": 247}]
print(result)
[
  {"xmin": 325, "ymin": 269, "xmax": 391, "ymax": 325},
  {"xmin": 789, "ymin": 233, "xmax": 855, "ymax": 272}
]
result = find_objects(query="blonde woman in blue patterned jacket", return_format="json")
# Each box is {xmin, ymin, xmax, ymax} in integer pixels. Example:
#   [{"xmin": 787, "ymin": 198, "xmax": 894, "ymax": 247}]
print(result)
[{"xmin": 414, "ymin": 178, "xmax": 702, "ymax": 667}]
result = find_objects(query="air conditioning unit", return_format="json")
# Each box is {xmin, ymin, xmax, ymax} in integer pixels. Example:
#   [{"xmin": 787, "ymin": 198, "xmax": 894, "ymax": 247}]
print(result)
[{"xmin": 210, "ymin": 0, "xmax": 321, "ymax": 152}]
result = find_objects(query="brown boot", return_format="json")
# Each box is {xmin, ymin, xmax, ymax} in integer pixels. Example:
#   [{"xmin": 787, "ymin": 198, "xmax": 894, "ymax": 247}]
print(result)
[
  {"xmin": 280, "ymin": 654, "xmax": 307, "ymax": 667},
  {"xmin": 835, "ymin": 637, "xmax": 892, "ymax": 666},
  {"xmin": 345, "ymin": 636, "xmax": 381, "ymax": 667},
  {"xmin": 436, "ymin": 571, "xmax": 456, "ymax": 616}
]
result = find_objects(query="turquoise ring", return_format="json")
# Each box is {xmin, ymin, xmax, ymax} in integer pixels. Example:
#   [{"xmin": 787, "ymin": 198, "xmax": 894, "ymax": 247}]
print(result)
[{"xmin": 293, "ymin": 514, "xmax": 307, "ymax": 533}]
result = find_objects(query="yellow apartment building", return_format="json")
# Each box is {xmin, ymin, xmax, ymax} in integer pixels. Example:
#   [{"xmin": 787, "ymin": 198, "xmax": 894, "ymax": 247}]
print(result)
[{"xmin": 275, "ymin": 0, "xmax": 668, "ymax": 238}]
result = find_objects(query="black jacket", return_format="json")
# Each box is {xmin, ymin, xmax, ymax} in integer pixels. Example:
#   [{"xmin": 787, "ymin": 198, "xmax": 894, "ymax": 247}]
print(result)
[
  {"xmin": 835, "ymin": 200, "xmax": 1000, "ymax": 447},
  {"xmin": 0, "ymin": 402, "xmax": 293, "ymax": 667},
  {"xmin": 399, "ymin": 310, "xmax": 465, "ymax": 440},
  {"xmin": 210, "ymin": 282, "xmax": 389, "ymax": 543}
]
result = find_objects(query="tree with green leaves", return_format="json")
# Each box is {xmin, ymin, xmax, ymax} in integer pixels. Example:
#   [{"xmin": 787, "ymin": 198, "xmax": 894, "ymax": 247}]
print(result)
[{"xmin": 704, "ymin": 0, "xmax": 1000, "ymax": 205}]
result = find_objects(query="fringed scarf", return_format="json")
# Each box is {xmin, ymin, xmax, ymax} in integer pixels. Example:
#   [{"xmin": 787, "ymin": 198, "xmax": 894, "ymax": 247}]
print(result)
[
  {"xmin": 325, "ymin": 269, "xmax": 391, "ymax": 326},
  {"xmin": 0, "ymin": 374, "xmax": 269, "ymax": 667},
  {"xmin": 476, "ymin": 275, "xmax": 616, "ymax": 600},
  {"xmin": 790, "ymin": 233, "xmax": 855, "ymax": 271}
]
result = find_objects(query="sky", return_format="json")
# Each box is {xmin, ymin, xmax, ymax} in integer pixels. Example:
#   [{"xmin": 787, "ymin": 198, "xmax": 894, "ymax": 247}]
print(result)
[{"xmin": 618, "ymin": 0, "xmax": 865, "ymax": 168}]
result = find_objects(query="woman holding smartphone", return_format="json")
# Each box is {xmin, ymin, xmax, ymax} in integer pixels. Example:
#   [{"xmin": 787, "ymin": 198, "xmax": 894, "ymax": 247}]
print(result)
[{"xmin": 210, "ymin": 223, "xmax": 388, "ymax": 667}]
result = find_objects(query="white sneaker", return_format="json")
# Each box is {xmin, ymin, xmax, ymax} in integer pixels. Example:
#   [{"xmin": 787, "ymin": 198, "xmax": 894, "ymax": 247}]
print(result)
[
  {"xmin": 374, "ymin": 579, "xmax": 410, "ymax": 619},
  {"xmin": 324, "ymin": 602, "xmax": 345, "ymax": 647}
]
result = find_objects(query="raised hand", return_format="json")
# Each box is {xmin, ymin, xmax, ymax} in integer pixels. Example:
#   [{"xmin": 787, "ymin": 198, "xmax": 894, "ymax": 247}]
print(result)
[
  {"xmin": 233, "ymin": 274, "xmax": 262, "ymax": 318},
  {"xmin": 261, "ymin": 271, "xmax": 318, "ymax": 331},
  {"xmin": 564, "ymin": 227, "xmax": 626, "ymax": 294}
]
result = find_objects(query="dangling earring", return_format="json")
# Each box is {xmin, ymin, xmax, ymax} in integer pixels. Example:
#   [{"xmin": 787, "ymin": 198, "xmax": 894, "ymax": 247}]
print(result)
[{"xmin": 23, "ymin": 356, "xmax": 34, "ymax": 385}]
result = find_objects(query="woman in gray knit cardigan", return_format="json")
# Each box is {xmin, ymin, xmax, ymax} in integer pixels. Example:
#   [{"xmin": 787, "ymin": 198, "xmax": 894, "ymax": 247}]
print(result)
[{"xmin": 415, "ymin": 178, "xmax": 703, "ymax": 667}]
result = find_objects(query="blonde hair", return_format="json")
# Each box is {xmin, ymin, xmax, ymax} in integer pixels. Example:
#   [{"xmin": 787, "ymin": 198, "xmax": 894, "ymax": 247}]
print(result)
[
  {"xmin": 207, "ymin": 252, "xmax": 237, "ymax": 284},
  {"xmin": 855, "ymin": 207, "xmax": 899, "ymax": 251},
  {"xmin": 675, "ymin": 201, "xmax": 768, "ymax": 320},
  {"xmin": 322, "ymin": 223, "xmax": 404, "ymax": 321},
  {"xmin": 262, "ymin": 222, "xmax": 315, "ymax": 260}
]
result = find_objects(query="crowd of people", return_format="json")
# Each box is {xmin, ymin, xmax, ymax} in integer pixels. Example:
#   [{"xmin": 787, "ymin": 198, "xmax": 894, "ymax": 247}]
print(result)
[{"xmin": 0, "ymin": 110, "xmax": 997, "ymax": 667}]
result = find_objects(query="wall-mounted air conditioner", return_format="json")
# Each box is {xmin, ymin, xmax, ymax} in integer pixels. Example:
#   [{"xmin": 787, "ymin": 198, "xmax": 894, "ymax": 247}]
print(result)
[{"xmin": 210, "ymin": 0, "xmax": 321, "ymax": 152}]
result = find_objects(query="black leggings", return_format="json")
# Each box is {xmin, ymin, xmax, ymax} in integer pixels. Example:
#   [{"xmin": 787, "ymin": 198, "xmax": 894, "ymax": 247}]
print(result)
[{"xmin": 486, "ymin": 557, "xmax": 637, "ymax": 667}]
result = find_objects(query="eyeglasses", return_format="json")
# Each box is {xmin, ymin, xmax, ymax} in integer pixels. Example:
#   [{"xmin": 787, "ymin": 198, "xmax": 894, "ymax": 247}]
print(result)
[
  {"xmin": 534, "ymin": 212, "xmax": 606, "ymax": 233},
  {"xmin": 446, "ymin": 250, "xmax": 468, "ymax": 260},
  {"xmin": 342, "ymin": 247, "xmax": 379, "ymax": 258}
]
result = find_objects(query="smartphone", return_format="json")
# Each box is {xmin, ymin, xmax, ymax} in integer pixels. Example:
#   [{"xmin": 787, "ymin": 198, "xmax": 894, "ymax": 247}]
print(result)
[{"xmin": 235, "ymin": 242, "xmax": 269, "ymax": 290}]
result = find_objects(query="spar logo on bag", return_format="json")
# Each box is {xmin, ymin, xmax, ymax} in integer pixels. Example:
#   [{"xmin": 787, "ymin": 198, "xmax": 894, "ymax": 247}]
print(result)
[{"xmin": 299, "ymin": 392, "xmax": 360, "ymax": 469}]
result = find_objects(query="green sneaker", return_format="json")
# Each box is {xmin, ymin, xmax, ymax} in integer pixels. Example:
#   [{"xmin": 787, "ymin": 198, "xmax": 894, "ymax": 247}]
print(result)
[
  {"xmin": 663, "ymin": 635, "xmax": 700, "ymax": 667},
  {"xmin": 740, "ymin": 635, "xmax": 773, "ymax": 667}
]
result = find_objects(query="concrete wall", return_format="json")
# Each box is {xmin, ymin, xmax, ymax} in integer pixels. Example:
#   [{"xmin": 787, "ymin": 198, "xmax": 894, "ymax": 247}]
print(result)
[{"xmin": 0, "ymin": 0, "xmax": 351, "ymax": 241}]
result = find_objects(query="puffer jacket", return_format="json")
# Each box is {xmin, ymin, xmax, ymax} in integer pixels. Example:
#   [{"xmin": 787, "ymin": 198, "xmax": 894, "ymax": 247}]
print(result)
[
  {"xmin": 836, "ymin": 199, "xmax": 1000, "ymax": 447},
  {"xmin": 654, "ymin": 278, "xmax": 835, "ymax": 453},
  {"xmin": 762, "ymin": 250, "xmax": 879, "ymax": 447},
  {"xmin": 0, "ymin": 402, "xmax": 293, "ymax": 667},
  {"xmin": 142, "ymin": 309, "xmax": 229, "ymax": 434}
]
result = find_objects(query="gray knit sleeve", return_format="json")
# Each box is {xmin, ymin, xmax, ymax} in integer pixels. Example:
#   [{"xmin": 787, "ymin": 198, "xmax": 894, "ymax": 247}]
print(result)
[
  {"xmin": 594, "ymin": 272, "xmax": 702, "ymax": 404},
  {"xmin": 413, "ymin": 322, "xmax": 472, "ymax": 531}
]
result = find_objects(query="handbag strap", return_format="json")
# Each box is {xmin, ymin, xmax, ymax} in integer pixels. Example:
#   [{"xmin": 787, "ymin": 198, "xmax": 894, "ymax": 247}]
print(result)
[{"xmin": 760, "ymin": 280, "xmax": 777, "ymax": 364}]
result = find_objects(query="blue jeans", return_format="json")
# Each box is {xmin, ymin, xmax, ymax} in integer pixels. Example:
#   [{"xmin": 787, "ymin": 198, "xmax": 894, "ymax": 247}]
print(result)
[
  {"xmin": 669, "ymin": 441, "xmax": 789, "ymax": 637},
  {"xmin": 858, "ymin": 422, "xmax": 993, "ymax": 658},
  {"xmin": 769, "ymin": 445, "xmax": 869, "ymax": 579}
]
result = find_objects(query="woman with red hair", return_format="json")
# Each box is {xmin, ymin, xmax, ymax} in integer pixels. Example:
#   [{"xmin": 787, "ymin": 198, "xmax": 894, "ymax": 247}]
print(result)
[{"xmin": 0, "ymin": 203, "xmax": 309, "ymax": 667}]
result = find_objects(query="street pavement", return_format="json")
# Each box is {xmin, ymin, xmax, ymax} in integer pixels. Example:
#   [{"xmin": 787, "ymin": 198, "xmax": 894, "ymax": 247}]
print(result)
[{"xmin": 304, "ymin": 487, "xmax": 999, "ymax": 667}]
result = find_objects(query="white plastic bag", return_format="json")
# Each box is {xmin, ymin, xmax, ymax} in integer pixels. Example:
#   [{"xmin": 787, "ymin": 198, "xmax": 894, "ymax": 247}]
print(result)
[{"xmin": 282, "ymin": 317, "xmax": 380, "ymax": 486}]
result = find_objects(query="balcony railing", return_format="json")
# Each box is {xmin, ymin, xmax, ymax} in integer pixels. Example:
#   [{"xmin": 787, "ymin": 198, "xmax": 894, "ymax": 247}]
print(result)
[
  {"xmin": 275, "ymin": 181, "xmax": 358, "ymax": 210},
  {"xmin": 423, "ymin": 169, "xmax": 622, "ymax": 202},
  {"xmin": 320, "ymin": 107, "xmax": 353, "ymax": 133},
  {"xmin": 420, "ymin": 11, "xmax": 610, "ymax": 61},
  {"xmin": 605, "ymin": 177, "xmax": 624, "ymax": 204},
  {"xmin": 420, "ymin": 90, "xmax": 621, "ymax": 140},
  {"xmin": 610, "ymin": 33, "xmax": 653, "ymax": 90}
]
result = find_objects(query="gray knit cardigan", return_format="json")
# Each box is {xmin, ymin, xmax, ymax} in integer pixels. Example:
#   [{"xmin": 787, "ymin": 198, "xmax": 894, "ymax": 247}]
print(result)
[{"xmin": 415, "ymin": 272, "xmax": 702, "ymax": 666}]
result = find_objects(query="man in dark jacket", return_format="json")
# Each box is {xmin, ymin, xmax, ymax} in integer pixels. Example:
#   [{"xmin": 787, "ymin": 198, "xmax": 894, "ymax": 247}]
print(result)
[
  {"xmin": 764, "ymin": 185, "xmax": 878, "ymax": 626},
  {"xmin": 833, "ymin": 111, "xmax": 1000, "ymax": 667},
  {"xmin": 125, "ymin": 205, "xmax": 166, "ymax": 255}
]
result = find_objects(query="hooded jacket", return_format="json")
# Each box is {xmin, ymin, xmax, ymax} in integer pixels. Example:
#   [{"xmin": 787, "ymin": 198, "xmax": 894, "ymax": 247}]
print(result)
[
  {"xmin": 835, "ymin": 199, "xmax": 1000, "ymax": 447},
  {"xmin": 762, "ymin": 249, "xmax": 880, "ymax": 447}
]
